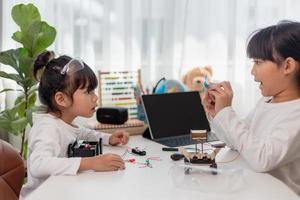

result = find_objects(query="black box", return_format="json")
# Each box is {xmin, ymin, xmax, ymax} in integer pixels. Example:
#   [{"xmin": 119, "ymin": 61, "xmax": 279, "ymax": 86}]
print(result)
[
  {"xmin": 96, "ymin": 107, "xmax": 128, "ymax": 124},
  {"xmin": 68, "ymin": 139, "xmax": 102, "ymax": 157}
]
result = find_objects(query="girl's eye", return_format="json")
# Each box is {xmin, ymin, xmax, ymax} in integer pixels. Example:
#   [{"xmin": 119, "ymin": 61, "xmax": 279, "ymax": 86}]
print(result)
[
  {"xmin": 253, "ymin": 59, "xmax": 264, "ymax": 65},
  {"xmin": 85, "ymin": 90, "xmax": 95, "ymax": 94}
]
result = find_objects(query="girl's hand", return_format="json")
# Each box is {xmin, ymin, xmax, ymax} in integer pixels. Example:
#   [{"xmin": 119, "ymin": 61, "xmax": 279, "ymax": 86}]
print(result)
[
  {"xmin": 205, "ymin": 81, "xmax": 233, "ymax": 118},
  {"xmin": 80, "ymin": 154, "xmax": 125, "ymax": 172},
  {"xmin": 203, "ymin": 89, "xmax": 216, "ymax": 117},
  {"xmin": 109, "ymin": 130, "xmax": 130, "ymax": 146}
]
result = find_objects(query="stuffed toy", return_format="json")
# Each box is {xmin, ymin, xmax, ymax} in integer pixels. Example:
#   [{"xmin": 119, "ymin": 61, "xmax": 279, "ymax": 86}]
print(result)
[{"xmin": 182, "ymin": 66, "xmax": 213, "ymax": 96}]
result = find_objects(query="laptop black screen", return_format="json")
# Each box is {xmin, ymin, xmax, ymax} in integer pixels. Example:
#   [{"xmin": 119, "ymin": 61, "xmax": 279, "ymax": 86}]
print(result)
[{"xmin": 142, "ymin": 91, "xmax": 211, "ymax": 140}]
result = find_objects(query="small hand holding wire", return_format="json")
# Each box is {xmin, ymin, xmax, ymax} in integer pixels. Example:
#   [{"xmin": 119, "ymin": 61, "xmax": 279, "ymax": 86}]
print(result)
[
  {"xmin": 203, "ymin": 81, "xmax": 233, "ymax": 118},
  {"xmin": 92, "ymin": 154, "xmax": 125, "ymax": 171},
  {"xmin": 203, "ymin": 90, "xmax": 216, "ymax": 117},
  {"xmin": 109, "ymin": 130, "xmax": 130, "ymax": 146}
]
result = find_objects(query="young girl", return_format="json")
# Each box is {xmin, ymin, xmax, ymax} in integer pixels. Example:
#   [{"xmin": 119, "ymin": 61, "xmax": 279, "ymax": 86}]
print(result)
[
  {"xmin": 203, "ymin": 20, "xmax": 300, "ymax": 194},
  {"xmin": 20, "ymin": 51, "xmax": 130, "ymax": 198}
]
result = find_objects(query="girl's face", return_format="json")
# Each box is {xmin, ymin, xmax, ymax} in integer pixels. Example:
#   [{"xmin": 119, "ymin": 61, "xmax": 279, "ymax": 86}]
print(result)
[
  {"xmin": 251, "ymin": 59, "xmax": 287, "ymax": 98},
  {"xmin": 70, "ymin": 87, "xmax": 98, "ymax": 118}
]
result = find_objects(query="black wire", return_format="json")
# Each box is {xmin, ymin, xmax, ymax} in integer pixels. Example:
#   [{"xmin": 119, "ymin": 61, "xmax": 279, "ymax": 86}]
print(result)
[{"xmin": 152, "ymin": 77, "xmax": 166, "ymax": 93}]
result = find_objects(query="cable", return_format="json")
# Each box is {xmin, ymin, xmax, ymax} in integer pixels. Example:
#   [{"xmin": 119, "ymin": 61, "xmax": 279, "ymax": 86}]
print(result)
[{"xmin": 216, "ymin": 144, "xmax": 243, "ymax": 164}]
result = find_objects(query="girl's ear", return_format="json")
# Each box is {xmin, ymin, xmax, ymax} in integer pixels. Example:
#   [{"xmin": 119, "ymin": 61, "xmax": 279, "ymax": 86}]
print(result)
[
  {"xmin": 54, "ymin": 91, "xmax": 71, "ymax": 107},
  {"xmin": 283, "ymin": 57, "xmax": 298, "ymax": 75}
]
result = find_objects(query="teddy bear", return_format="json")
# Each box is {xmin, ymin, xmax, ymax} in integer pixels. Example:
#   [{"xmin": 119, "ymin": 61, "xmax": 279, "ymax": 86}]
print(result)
[{"xmin": 182, "ymin": 66, "xmax": 213, "ymax": 98}]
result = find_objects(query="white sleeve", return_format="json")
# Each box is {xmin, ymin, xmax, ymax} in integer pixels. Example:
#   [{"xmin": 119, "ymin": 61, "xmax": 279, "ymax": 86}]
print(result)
[
  {"xmin": 29, "ymin": 126, "xmax": 81, "ymax": 179},
  {"xmin": 208, "ymin": 112, "xmax": 235, "ymax": 149},
  {"xmin": 211, "ymin": 107, "xmax": 300, "ymax": 172},
  {"xmin": 77, "ymin": 127, "xmax": 111, "ymax": 145}
]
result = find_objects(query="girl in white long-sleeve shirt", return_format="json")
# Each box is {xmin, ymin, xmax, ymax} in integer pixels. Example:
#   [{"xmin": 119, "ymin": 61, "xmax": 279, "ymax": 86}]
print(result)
[
  {"xmin": 20, "ymin": 51, "xmax": 129, "ymax": 199},
  {"xmin": 203, "ymin": 20, "xmax": 300, "ymax": 195}
]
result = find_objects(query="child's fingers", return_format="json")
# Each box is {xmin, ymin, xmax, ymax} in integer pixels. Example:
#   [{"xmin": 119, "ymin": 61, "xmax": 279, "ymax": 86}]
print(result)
[
  {"xmin": 209, "ymin": 81, "xmax": 229, "ymax": 92},
  {"xmin": 107, "ymin": 153, "xmax": 123, "ymax": 158},
  {"xmin": 209, "ymin": 81, "xmax": 233, "ymax": 97},
  {"xmin": 207, "ymin": 91, "xmax": 216, "ymax": 101},
  {"xmin": 111, "ymin": 131, "xmax": 128, "ymax": 145},
  {"xmin": 207, "ymin": 90, "xmax": 222, "ymax": 101},
  {"xmin": 203, "ymin": 92, "xmax": 215, "ymax": 108},
  {"xmin": 110, "ymin": 161, "xmax": 125, "ymax": 170},
  {"xmin": 226, "ymin": 81, "xmax": 232, "ymax": 90},
  {"xmin": 116, "ymin": 131, "xmax": 129, "ymax": 144},
  {"xmin": 210, "ymin": 86, "xmax": 225, "ymax": 96},
  {"xmin": 202, "ymin": 92, "xmax": 210, "ymax": 103},
  {"xmin": 122, "ymin": 134, "xmax": 129, "ymax": 144},
  {"xmin": 108, "ymin": 154, "xmax": 125, "ymax": 163},
  {"xmin": 111, "ymin": 157, "xmax": 125, "ymax": 165},
  {"xmin": 219, "ymin": 81, "xmax": 232, "ymax": 93},
  {"xmin": 111, "ymin": 136, "xmax": 123, "ymax": 145}
]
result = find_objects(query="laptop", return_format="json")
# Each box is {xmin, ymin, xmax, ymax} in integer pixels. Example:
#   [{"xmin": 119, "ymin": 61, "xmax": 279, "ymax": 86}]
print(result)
[{"xmin": 141, "ymin": 91, "xmax": 218, "ymax": 147}]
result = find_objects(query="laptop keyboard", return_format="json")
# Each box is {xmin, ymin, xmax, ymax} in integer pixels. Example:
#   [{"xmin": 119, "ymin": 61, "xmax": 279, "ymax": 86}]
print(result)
[{"xmin": 155, "ymin": 132, "xmax": 219, "ymax": 147}]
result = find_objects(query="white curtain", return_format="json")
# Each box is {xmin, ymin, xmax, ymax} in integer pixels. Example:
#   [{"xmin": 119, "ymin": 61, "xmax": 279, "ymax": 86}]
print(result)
[{"xmin": 2, "ymin": 0, "xmax": 300, "ymax": 116}]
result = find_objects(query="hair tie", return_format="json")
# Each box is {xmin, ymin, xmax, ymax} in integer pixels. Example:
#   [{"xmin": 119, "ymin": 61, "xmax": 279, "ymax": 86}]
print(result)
[
  {"xmin": 36, "ymin": 51, "xmax": 55, "ymax": 81},
  {"xmin": 47, "ymin": 51, "xmax": 55, "ymax": 63}
]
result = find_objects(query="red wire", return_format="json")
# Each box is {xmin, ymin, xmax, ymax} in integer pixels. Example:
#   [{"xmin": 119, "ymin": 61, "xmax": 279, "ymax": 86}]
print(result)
[{"xmin": 147, "ymin": 157, "xmax": 162, "ymax": 161}]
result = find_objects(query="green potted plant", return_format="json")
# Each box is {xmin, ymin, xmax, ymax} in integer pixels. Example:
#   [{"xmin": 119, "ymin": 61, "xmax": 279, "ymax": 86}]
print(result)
[{"xmin": 0, "ymin": 3, "xmax": 56, "ymax": 158}]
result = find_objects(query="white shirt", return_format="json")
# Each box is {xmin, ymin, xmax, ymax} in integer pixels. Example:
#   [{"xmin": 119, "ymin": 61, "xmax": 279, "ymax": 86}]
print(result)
[
  {"xmin": 210, "ymin": 98, "xmax": 300, "ymax": 195},
  {"xmin": 20, "ymin": 113, "xmax": 111, "ymax": 199}
]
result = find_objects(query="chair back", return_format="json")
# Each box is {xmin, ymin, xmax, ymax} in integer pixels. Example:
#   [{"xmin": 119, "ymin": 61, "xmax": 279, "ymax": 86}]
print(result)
[{"xmin": 0, "ymin": 140, "xmax": 25, "ymax": 200}]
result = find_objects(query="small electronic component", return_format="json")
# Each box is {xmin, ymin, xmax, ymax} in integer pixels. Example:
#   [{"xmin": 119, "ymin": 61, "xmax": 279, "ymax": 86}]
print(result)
[
  {"xmin": 210, "ymin": 142, "xmax": 226, "ymax": 148},
  {"xmin": 170, "ymin": 153, "xmax": 184, "ymax": 161},
  {"xmin": 131, "ymin": 147, "xmax": 146, "ymax": 156},
  {"xmin": 126, "ymin": 158, "xmax": 136, "ymax": 163},
  {"xmin": 68, "ymin": 138, "xmax": 102, "ymax": 157},
  {"xmin": 162, "ymin": 147, "xmax": 178, "ymax": 151}
]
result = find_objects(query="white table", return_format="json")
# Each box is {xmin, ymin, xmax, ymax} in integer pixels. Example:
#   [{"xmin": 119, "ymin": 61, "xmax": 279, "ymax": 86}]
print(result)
[{"xmin": 27, "ymin": 136, "xmax": 299, "ymax": 200}]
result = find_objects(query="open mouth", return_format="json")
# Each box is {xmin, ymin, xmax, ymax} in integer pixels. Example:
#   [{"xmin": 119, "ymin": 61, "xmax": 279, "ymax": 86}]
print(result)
[{"xmin": 255, "ymin": 79, "xmax": 263, "ymax": 89}]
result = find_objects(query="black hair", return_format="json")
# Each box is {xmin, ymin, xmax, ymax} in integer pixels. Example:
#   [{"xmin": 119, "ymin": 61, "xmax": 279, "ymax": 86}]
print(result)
[
  {"xmin": 246, "ymin": 20, "xmax": 300, "ymax": 86},
  {"xmin": 33, "ymin": 51, "xmax": 98, "ymax": 114}
]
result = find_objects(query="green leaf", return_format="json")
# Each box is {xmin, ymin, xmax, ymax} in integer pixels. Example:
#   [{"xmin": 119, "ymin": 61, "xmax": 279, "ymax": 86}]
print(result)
[
  {"xmin": 15, "ymin": 48, "xmax": 33, "ymax": 78},
  {"xmin": 1, "ymin": 109, "xmax": 15, "ymax": 120},
  {"xmin": 0, "ymin": 116, "xmax": 12, "ymax": 131},
  {"xmin": 10, "ymin": 117, "xmax": 28, "ymax": 133},
  {"xmin": 21, "ymin": 21, "xmax": 56, "ymax": 57},
  {"xmin": 28, "ymin": 86, "xmax": 38, "ymax": 95},
  {"xmin": 30, "ymin": 21, "xmax": 57, "ymax": 57},
  {"xmin": 15, "ymin": 94, "xmax": 24, "ymax": 104},
  {"xmin": 14, "ymin": 92, "xmax": 36, "ymax": 117},
  {"xmin": 0, "ymin": 107, "xmax": 24, "ymax": 135},
  {"xmin": 21, "ymin": 77, "xmax": 35, "ymax": 90},
  {"xmin": 11, "ymin": 3, "xmax": 41, "ymax": 33},
  {"xmin": 0, "ymin": 49, "xmax": 19, "ymax": 71},
  {"xmin": 0, "ymin": 88, "xmax": 16, "ymax": 94},
  {"xmin": 0, "ymin": 99, "xmax": 32, "ymax": 134},
  {"xmin": 12, "ymin": 31, "xmax": 23, "ymax": 44},
  {"xmin": 15, "ymin": 98, "xmax": 26, "ymax": 118},
  {"xmin": 6, "ymin": 104, "xmax": 21, "ymax": 118},
  {"xmin": 1, "ymin": 114, "xmax": 28, "ymax": 135},
  {"xmin": 28, "ymin": 92, "xmax": 37, "ymax": 108},
  {"xmin": 0, "ymin": 48, "xmax": 33, "ymax": 80},
  {"xmin": 23, "ymin": 141, "xmax": 28, "ymax": 160},
  {"xmin": 12, "ymin": 21, "xmax": 56, "ymax": 58},
  {"xmin": 0, "ymin": 71, "xmax": 23, "ymax": 83}
]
